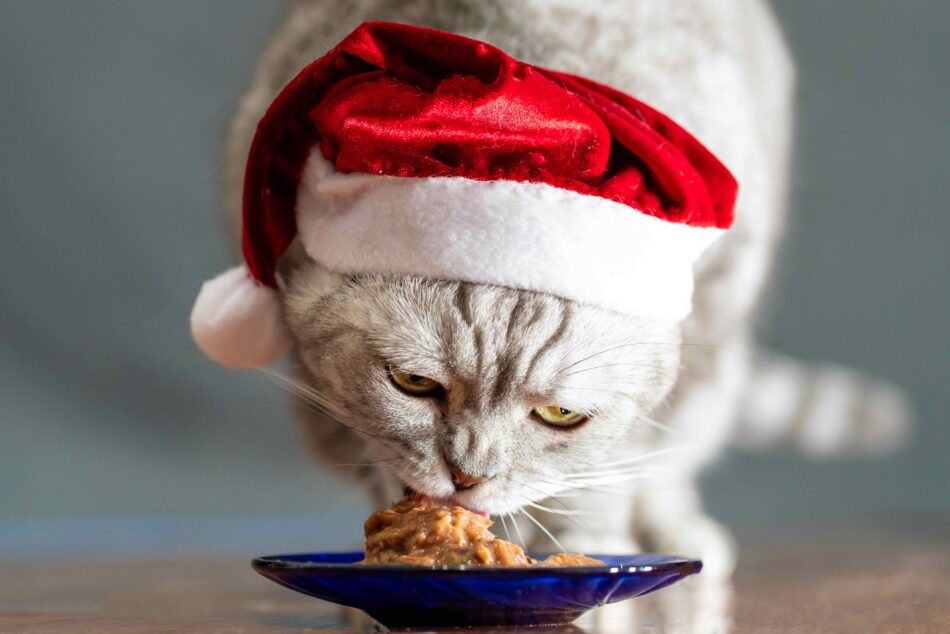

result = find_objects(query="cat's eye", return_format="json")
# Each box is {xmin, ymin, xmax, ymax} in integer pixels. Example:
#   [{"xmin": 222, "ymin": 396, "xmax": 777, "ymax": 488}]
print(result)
[
  {"xmin": 388, "ymin": 366, "xmax": 443, "ymax": 396},
  {"xmin": 533, "ymin": 405, "xmax": 587, "ymax": 428}
]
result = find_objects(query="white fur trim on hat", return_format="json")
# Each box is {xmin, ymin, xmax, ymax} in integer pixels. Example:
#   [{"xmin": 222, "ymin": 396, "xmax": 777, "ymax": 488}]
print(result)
[
  {"xmin": 296, "ymin": 151, "xmax": 722, "ymax": 320},
  {"xmin": 190, "ymin": 265, "xmax": 292, "ymax": 369}
]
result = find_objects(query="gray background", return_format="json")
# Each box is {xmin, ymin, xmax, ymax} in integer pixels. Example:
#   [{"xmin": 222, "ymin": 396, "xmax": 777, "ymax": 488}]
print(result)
[{"xmin": 1, "ymin": 1, "xmax": 947, "ymax": 555}]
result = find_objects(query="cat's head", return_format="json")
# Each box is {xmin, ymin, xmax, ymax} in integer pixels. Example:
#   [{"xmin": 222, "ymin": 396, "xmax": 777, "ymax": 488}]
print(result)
[{"xmin": 284, "ymin": 262, "xmax": 681, "ymax": 515}]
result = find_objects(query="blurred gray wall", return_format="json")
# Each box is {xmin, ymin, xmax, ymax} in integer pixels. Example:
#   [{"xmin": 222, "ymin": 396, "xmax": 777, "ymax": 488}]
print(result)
[{"xmin": 1, "ymin": 1, "xmax": 947, "ymax": 541}]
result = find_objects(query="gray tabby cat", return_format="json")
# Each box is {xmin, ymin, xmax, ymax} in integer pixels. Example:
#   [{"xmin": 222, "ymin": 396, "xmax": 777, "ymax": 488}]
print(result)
[{"xmin": 224, "ymin": 0, "xmax": 909, "ymax": 579}]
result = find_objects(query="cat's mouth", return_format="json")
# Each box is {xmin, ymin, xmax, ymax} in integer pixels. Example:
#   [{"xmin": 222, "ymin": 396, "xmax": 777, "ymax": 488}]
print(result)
[{"xmin": 403, "ymin": 485, "xmax": 490, "ymax": 518}]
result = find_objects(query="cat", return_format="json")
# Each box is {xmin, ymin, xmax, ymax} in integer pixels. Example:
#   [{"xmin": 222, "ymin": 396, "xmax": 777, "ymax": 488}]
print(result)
[{"xmin": 220, "ymin": 0, "xmax": 910, "ymax": 580}]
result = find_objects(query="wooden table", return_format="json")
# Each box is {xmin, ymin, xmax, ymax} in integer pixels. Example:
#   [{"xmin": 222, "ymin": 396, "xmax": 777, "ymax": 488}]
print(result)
[{"xmin": 2, "ymin": 522, "xmax": 947, "ymax": 632}]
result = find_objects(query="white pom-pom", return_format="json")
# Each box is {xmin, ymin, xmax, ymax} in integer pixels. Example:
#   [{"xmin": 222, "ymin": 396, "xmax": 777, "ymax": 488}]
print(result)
[{"xmin": 190, "ymin": 265, "xmax": 293, "ymax": 369}]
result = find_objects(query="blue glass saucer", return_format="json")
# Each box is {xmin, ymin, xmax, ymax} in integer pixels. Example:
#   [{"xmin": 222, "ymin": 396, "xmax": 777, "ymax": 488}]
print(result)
[{"xmin": 252, "ymin": 551, "xmax": 701, "ymax": 628}]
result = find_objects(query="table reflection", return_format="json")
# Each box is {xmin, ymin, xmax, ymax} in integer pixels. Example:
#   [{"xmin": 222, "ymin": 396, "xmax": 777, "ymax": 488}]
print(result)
[{"xmin": 579, "ymin": 573, "xmax": 733, "ymax": 633}]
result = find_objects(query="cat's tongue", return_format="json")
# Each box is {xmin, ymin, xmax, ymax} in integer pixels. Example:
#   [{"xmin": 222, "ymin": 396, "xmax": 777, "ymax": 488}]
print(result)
[{"xmin": 406, "ymin": 492, "xmax": 489, "ymax": 518}]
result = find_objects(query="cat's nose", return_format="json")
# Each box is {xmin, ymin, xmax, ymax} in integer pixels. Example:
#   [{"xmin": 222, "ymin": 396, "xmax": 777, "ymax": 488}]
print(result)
[{"xmin": 448, "ymin": 465, "xmax": 487, "ymax": 491}]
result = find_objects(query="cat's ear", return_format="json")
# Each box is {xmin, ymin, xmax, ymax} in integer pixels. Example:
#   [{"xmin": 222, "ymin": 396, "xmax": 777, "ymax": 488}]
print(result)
[{"xmin": 190, "ymin": 265, "xmax": 293, "ymax": 369}]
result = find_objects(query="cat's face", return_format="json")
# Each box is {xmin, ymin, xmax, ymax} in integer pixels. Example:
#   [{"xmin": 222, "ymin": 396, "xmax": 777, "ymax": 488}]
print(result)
[{"xmin": 284, "ymin": 262, "xmax": 682, "ymax": 515}]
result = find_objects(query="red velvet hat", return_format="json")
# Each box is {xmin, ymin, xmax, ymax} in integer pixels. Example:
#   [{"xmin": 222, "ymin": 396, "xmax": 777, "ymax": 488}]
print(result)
[{"xmin": 192, "ymin": 21, "xmax": 737, "ymax": 368}]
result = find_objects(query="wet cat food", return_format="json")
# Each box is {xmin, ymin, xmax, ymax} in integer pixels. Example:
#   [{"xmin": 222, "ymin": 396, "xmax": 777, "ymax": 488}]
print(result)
[{"xmin": 361, "ymin": 498, "xmax": 604, "ymax": 567}]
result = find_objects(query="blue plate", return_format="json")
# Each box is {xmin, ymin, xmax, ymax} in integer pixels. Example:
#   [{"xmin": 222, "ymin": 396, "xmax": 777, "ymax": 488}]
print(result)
[{"xmin": 252, "ymin": 551, "xmax": 701, "ymax": 628}]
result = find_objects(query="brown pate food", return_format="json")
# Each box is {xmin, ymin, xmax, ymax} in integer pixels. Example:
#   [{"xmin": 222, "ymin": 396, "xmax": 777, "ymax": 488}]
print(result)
[{"xmin": 361, "ymin": 498, "xmax": 604, "ymax": 567}]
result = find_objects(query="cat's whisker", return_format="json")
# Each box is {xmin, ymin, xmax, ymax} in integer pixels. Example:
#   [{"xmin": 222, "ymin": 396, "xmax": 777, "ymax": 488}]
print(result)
[
  {"xmin": 266, "ymin": 396, "xmax": 403, "ymax": 451},
  {"xmin": 562, "ymin": 341, "xmax": 717, "ymax": 373},
  {"xmin": 522, "ymin": 483, "xmax": 584, "ymax": 500},
  {"xmin": 498, "ymin": 512, "xmax": 513, "ymax": 543},
  {"xmin": 331, "ymin": 459, "xmax": 404, "ymax": 468},
  {"xmin": 520, "ymin": 486, "xmax": 599, "ymax": 539},
  {"xmin": 561, "ymin": 468, "xmax": 650, "ymax": 480},
  {"xmin": 592, "ymin": 446, "xmax": 694, "ymax": 469},
  {"xmin": 507, "ymin": 511, "xmax": 527, "ymax": 548},
  {"xmin": 519, "ymin": 508, "xmax": 566, "ymax": 553},
  {"xmin": 542, "ymin": 483, "xmax": 633, "ymax": 497},
  {"xmin": 523, "ymin": 500, "xmax": 600, "ymax": 517},
  {"xmin": 265, "ymin": 370, "xmax": 405, "ymax": 450},
  {"xmin": 305, "ymin": 405, "xmax": 402, "ymax": 448},
  {"xmin": 561, "ymin": 469, "xmax": 659, "ymax": 482},
  {"xmin": 519, "ymin": 480, "xmax": 566, "ymax": 500},
  {"xmin": 541, "ymin": 490, "xmax": 582, "ymax": 498},
  {"xmin": 265, "ymin": 373, "xmax": 351, "ymax": 425},
  {"xmin": 561, "ymin": 476, "xmax": 660, "ymax": 490},
  {"xmin": 544, "ymin": 472, "xmax": 662, "ymax": 491},
  {"xmin": 521, "ymin": 483, "xmax": 585, "ymax": 506},
  {"xmin": 286, "ymin": 395, "xmax": 355, "ymax": 432},
  {"xmin": 520, "ymin": 482, "xmax": 583, "ymax": 499},
  {"xmin": 563, "ymin": 361, "xmax": 657, "ymax": 377},
  {"xmin": 558, "ymin": 478, "xmax": 652, "ymax": 491},
  {"xmin": 264, "ymin": 369, "xmax": 341, "ymax": 410},
  {"xmin": 635, "ymin": 415, "xmax": 677, "ymax": 434},
  {"xmin": 552, "ymin": 384, "xmax": 619, "ymax": 393}
]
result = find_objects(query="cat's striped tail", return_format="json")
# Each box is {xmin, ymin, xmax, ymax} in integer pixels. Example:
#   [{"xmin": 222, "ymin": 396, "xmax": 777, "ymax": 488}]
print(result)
[{"xmin": 734, "ymin": 350, "xmax": 912, "ymax": 456}]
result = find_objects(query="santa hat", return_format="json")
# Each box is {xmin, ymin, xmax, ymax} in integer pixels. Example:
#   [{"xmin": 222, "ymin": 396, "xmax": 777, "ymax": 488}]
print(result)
[{"xmin": 191, "ymin": 21, "xmax": 738, "ymax": 369}]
